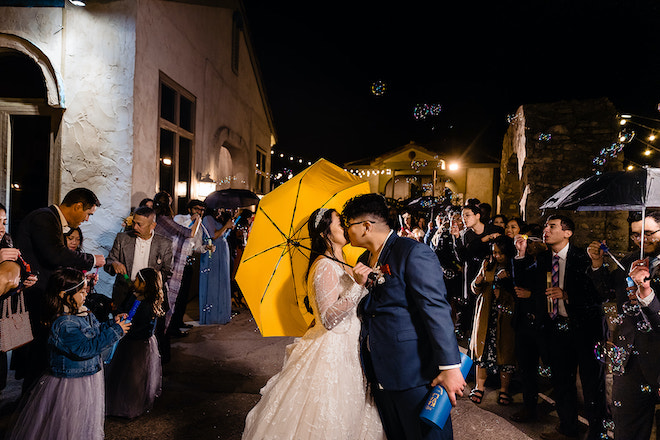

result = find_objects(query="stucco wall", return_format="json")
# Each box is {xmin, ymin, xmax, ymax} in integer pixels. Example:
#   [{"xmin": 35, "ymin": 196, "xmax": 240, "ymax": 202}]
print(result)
[{"xmin": 133, "ymin": 0, "xmax": 272, "ymax": 205}]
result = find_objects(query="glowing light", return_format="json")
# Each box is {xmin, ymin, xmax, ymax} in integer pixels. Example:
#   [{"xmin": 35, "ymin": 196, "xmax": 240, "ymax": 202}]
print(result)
[
  {"xmin": 644, "ymin": 149, "xmax": 652, "ymax": 156},
  {"xmin": 448, "ymin": 163, "xmax": 459, "ymax": 171},
  {"xmin": 161, "ymin": 157, "xmax": 172, "ymax": 166},
  {"xmin": 620, "ymin": 119, "xmax": 627, "ymax": 126},
  {"xmin": 68, "ymin": 0, "xmax": 86, "ymax": 5},
  {"xmin": 627, "ymin": 165, "xmax": 634, "ymax": 171},
  {"xmin": 650, "ymin": 134, "xmax": 656, "ymax": 141}
]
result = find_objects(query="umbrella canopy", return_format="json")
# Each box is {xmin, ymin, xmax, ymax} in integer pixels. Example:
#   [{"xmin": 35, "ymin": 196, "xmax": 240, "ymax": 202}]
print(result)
[
  {"xmin": 540, "ymin": 167, "xmax": 660, "ymax": 258},
  {"xmin": 204, "ymin": 189, "xmax": 260, "ymax": 210},
  {"xmin": 235, "ymin": 159, "xmax": 370, "ymax": 337},
  {"xmin": 540, "ymin": 167, "xmax": 660, "ymax": 212}
]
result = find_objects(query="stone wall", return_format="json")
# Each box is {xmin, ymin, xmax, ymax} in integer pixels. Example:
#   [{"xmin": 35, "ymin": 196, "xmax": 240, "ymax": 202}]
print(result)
[{"xmin": 499, "ymin": 98, "xmax": 629, "ymax": 253}]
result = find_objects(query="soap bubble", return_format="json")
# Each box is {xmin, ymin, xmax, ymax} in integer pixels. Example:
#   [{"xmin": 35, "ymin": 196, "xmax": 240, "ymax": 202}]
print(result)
[
  {"xmin": 622, "ymin": 301, "xmax": 641, "ymax": 316},
  {"xmin": 637, "ymin": 320, "xmax": 652, "ymax": 332},
  {"xmin": 538, "ymin": 365, "xmax": 552, "ymax": 378}
]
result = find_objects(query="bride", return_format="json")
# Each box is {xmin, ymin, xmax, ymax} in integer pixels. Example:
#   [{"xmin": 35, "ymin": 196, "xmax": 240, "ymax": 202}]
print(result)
[{"xmin": 242, "ymin": 208, "xmax": 385, "ymax": 440}]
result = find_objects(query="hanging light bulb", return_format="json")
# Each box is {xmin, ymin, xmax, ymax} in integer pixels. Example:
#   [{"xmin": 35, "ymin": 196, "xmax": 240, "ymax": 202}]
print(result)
[
  {"xmin": 649, "ymin": 133, "xmax": 656, "ymax": 141},
  {"xmin": 644, "ymin": 149, "xmax": 652, "ymax": 156}
]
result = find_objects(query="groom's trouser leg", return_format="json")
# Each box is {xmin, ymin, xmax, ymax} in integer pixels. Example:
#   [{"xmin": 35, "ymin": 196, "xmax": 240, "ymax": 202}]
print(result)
[{"xmin": 374, "ymin": 385, "xmax": 453, "ymax": 440}]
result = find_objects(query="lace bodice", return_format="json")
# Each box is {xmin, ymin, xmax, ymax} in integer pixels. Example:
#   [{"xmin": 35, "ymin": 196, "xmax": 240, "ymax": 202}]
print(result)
[{"xmin": 308, "ymin": 257, "xmax": 367, "ymax": 330}]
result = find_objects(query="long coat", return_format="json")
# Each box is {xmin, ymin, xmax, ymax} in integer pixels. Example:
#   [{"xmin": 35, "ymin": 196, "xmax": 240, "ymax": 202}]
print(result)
[{"xmin": 469, "ymin": 262, "xmax": 516, "ymax": 365}]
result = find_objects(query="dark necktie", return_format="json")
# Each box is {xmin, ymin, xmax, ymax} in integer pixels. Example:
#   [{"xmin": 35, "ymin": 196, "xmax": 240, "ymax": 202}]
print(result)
[{"xmin": 550, "ymin": 255, "xmax": 559, "ymax": 319}]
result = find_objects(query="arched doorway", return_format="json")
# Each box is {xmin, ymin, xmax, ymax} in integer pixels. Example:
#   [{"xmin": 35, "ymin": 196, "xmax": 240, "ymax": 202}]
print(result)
[{"xmin": 0, "ymin": 35, "xmax": 63, "ymax": 233}]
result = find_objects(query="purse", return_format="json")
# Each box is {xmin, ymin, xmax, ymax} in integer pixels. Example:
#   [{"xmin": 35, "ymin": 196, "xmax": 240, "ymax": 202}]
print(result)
[{"xmin": 0, "ymin": 293, "xmax": 34, "ymax": 352}]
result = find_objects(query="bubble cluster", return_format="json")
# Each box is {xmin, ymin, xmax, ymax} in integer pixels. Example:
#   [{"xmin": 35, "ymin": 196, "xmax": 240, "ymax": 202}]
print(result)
[
  {"xmin": 613, "ymin": 400, "xmax": 622, "ymax": 407},
  {"xmin": 594, "ymin": 341, "xmax": 630, "ymax": 374},
  {"xmin": 413, "ymin": 103, "xmax": 442, "ymax": 120},
  {"xmin": 538, "ymin": 133, "xmax": 552, "ymax": 141},
  {"xmin": 496, "ymin": 303, "xmax": 513, "ymax": 316},
  {"xmin": 622, "ymin": 301, "xmax": 641, "ymax": 316},
  {"xmin": 592, "ymin": 142, "xmax": 626, "ymax": 167},
  {"xmin": 411, "ymin": 159, "xmax": 428, "ymax": 171},
  {"xmin": 637, "ymin": 320, "xmax": 652, "ymax": 332},
  {"xmin": 641, "ymin": 384, "xmax": 653, "ymax": 393},
  {"xmin": 609, "ymin": 314, "xmax": 624, "ymax": 325},
  {"xmin": 370, "ymin": 80, "xmax": 387, "ymax": 96},
  {"xmin": 556, "ymin": 320, "xmax": 570, "ymax": 332},
  {"xmin": 202, "ymin": 304, "xmax": 214, "ymax": 313}
]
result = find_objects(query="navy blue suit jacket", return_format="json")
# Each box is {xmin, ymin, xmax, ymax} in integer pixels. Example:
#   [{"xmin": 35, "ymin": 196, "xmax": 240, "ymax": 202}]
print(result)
[{"xmin": 358, "ymin": 232, "xmax": 460, "ymax": 391}]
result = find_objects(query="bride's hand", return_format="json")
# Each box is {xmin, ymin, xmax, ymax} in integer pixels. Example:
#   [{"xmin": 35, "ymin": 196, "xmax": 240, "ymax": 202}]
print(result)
[{"xmin": 352, "ymin": 263, "xmax": 373, "ymax": 286}]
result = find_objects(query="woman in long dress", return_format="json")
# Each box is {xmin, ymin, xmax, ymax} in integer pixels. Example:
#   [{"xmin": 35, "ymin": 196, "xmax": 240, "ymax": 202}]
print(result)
[
  {"xmin": 242, "ymin": 208, "xmax": 385, "ymax": 440},
  {"xmin": 198, "ymin": 209, "xmax": 233, "ymax": 325}
]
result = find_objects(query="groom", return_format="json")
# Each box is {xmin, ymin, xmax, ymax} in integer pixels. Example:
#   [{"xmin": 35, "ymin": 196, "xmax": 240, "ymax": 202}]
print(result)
[{"xmin": 343, "ymin": 193, "xmax": 465, "ymax": 440}]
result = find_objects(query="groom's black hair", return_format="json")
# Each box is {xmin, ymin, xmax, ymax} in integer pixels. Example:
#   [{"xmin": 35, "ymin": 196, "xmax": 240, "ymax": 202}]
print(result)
[{"xmin": 342, "ymin": 193, "xmax": 389, "ymax": 223}]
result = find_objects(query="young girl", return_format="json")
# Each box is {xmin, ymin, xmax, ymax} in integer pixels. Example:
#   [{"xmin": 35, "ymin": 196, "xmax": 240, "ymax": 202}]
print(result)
[
  {"xmin": 468, "ymin": 235, "xmax": 516, "ymax": 406},
  {"xmin": 7, "ymin": 268, "xmax": 130, "ymax": 440},
  {"xmin": 105, "ymin": 267, "xmax": 165, "ymax": 418}
]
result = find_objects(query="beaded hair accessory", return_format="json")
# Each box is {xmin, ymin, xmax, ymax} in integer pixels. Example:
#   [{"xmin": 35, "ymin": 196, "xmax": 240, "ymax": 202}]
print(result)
[
  {"xmin": 313, "ymin": 208, "xmax": 328, "ymax": 228},
  {"xmin": 62, "ymin": 278, "xmax": 86, "ymax": 294}
]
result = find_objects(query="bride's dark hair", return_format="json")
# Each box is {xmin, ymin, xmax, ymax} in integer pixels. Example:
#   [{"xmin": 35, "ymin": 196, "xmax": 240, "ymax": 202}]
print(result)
[{"xmin": 304, "ymin": 208, "xmax": 337, "ymax": 283}]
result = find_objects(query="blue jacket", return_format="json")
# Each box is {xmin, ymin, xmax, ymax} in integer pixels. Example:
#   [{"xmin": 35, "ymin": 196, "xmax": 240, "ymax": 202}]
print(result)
[
  {"xmin": 48, "ymin": 313, "xmax": 124, "ymax": 378},
  {"xmin": 359, "ymin": 232, "xmax": 460, "ymax": 391}
]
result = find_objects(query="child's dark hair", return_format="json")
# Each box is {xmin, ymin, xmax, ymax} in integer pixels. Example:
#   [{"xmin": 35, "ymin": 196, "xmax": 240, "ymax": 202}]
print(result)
[
  {"xmin": 486, "ymin": 235, "xmax": 515, "ymax": 271},
  {"xmin": 136, "ymin": 268, "xmax": 165, "ymax": 318},
  {"xmin": 43, "ymin": 268, "xmax": 85, "ymax": 325}
]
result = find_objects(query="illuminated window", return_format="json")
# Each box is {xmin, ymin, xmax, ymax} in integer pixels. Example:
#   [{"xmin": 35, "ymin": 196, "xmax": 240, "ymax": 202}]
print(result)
[{"xmin": 159, "ymin": 74, "xmax": 195, "ymax": 214}]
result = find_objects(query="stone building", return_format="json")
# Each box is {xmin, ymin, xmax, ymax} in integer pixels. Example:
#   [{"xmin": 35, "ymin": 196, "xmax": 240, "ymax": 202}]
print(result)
[
  {"xmin": 0, "ymin": 0, "xmax": 275, "ymax": 293},
  {"xmin": 499, "ymin": 97, "xmax": 628, "ymax": 250},
  {"xmin": 345, "ymin": 141, "xmax": 500, "ymax": 207}
]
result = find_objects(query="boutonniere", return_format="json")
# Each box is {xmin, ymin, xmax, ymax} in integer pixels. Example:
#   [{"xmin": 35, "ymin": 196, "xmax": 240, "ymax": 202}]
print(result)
[{"xmin": 366, "ymin": 264, "xmax": 391, "ymax": 289}]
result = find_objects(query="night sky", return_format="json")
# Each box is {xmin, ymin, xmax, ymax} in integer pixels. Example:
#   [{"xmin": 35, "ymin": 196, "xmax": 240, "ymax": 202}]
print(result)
[{"xmin": 243, "ymin": 1, "xmax": 660, "ymax": 168}]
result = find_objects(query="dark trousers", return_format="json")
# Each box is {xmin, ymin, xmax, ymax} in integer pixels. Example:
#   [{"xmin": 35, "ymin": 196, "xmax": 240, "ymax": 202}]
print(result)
[
  {"xmin": 612, "ymin": 342, "xmax": 660, "ymax": 440},
  {"xmin": 373, "ymin": 385, "xmax": 453, "ymax": 440},
  {"xmin": 514, "ymin": 322, "xmax": 545, "ymax": 412},
  {"xmin": 545, "ymin": 318, "xmax": 607, "ymax": 439},
  {"xmin": 169, "ymin": 255, "xmax": 197, "ymax": 330}
]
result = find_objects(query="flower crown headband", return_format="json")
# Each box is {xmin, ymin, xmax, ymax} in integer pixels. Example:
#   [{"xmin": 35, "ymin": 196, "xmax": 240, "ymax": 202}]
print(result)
[{"xmin": 313, "ymin": 208, "xmax": 328, "ymax": 228}]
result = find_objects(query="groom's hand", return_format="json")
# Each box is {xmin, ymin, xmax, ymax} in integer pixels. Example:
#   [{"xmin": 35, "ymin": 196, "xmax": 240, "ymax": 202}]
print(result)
[{"xmin": 431, "ymin": 367, "xmax": 466, "ymax": 406}]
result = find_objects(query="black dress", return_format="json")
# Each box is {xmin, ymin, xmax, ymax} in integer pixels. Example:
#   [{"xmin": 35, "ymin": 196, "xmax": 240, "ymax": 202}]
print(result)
[{"xmin": 105, "ymin": 295, "xmax": 162, "ymax": 418}]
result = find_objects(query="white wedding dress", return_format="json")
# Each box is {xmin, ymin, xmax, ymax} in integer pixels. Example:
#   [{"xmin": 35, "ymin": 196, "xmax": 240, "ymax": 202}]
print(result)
[{"xmin": 242, "ymin": 257, "xmax": 385, "ymax": 440}]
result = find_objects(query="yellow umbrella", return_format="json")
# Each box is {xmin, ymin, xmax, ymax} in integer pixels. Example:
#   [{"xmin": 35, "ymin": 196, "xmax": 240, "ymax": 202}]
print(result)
[{"xmin": 236, "ymin": 159, "xmax": 369, "ymax": 337}]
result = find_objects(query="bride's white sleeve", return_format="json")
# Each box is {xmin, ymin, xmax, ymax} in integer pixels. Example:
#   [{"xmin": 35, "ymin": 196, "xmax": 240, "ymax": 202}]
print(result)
[{"xmin": 312, "ymin": 261, "xmax": 367, "ymax": 330}]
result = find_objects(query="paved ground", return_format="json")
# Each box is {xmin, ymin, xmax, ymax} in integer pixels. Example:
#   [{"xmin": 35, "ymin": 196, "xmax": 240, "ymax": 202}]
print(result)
[{"xmin": 0, "ymin": 299, "xmax": 605, "ymax": 440}]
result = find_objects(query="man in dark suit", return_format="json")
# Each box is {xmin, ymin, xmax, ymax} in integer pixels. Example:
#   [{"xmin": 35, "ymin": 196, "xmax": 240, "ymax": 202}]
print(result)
[
  {"xmin": 343, "ymin": 193, "xmax": 464, "ymax": 440},
  {"xmin": 518, "ymin": 215, "xmax": 607, "ymax": 440},
  {"xmin": 591, "ymin": 210, "xmax": 660, "ymax": 440},
  {"xmin": 14, "ymin": 187, "xmax": 106, "ymax": 391},
  {"xmin": 104, "ymin": 206, "xmax": 173, "ymax": 307}
]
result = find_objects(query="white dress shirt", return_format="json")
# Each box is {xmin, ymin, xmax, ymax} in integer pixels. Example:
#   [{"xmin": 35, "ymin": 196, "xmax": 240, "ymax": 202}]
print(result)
[{"xmin": 131, "ymin": 231, "xmax": 154, "ymax": 280}]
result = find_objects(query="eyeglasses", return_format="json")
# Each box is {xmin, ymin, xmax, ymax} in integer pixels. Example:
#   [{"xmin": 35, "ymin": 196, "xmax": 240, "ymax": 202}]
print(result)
[
  {"xmin": 344, "ymin": 220, "xmax": 376, "ymax": 229},
  {"xmin": 631, "ymin": 230, "xmax": 660, "ymax": 241}
]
